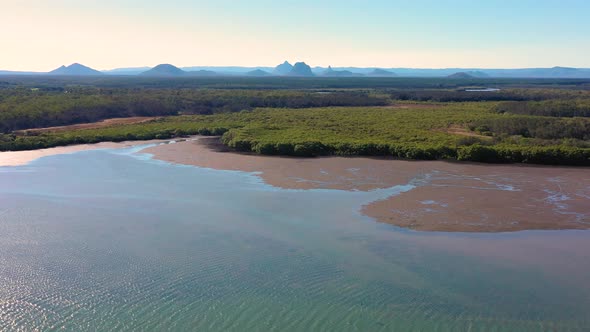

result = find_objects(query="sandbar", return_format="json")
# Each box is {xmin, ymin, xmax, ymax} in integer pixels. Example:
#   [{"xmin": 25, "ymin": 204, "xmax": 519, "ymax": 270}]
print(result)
[{"xmin": 0, "ymin": 139, "xmax": 167, "ymax": 167}]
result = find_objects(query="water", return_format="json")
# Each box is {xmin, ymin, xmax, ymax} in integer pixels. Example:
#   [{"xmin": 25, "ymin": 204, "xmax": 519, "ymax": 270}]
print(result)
[
  {"xmin": 465, "ymin": 88, "xmax": 501, "ymax": 92},
  {"xmin": 0, "ymin": 146, "xmax": 589, "ymax": 331}
]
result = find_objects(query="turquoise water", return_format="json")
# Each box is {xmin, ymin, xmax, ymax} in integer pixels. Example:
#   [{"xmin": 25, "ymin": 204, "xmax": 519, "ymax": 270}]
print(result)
[{"xmin": 0, "ymin": 145, "xmax": 589, "ymax": 331}]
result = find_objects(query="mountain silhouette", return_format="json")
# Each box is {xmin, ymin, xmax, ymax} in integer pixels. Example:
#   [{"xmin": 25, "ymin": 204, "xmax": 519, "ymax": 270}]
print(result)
[
  {"xmin": 464, "ymin": 71, "xmax": 489, "ymax": 78},
  {"xmin": 49, "ymin": 63, "xmax": 103, "ymax": 76},
  {"xmin": 140, "ymin": 64, "xmax": 186, "ymax": 76},
  {"xmin": 288, "ymin": 62, "xmax": 314, "ymax": 77},
  {"xmin": 186, "ymin": 70, "xmax": 218, "ymax": 76},
  {"xmin": 274, "ymin": 61, "xmax": 293, "ymax": 75},
  {"xmin": 367, "ymin": 68, "xmax": 397, "ymax": 77},
  {"xmin": 246, "ymin": 69, "xmax": 271, "ymax": 76},
  {"xmin": 447, "ymin": 72, "xmax": 475, "ymax": 79},
  {"xmin": 322, "ymin": 66, "xmax": 361, "ymax": 77}
]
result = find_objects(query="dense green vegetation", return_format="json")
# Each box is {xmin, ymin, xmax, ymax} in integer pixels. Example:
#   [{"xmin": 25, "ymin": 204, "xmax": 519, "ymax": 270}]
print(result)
[
  {"xmin": 2, "ymin": 75, "xmax": 590, "ymax": 90},
  {"xmin": 470, "ymin": 116, "xmax": 590, "ymax": 141},
  {"xmin": 1, "ymin": 76, "xmax": 589, "ymax": 166},
  {"xmin": 1, "ymin": 103, "xmax": 588, "ymax": 165},
  {"xmin": 0, "ymin": 88, "xmax": 386, "ymax": 132},
  {"xmin": 391, "ymin": 88, "xmax": 590, "ymax": 102},
  {"xmin": 494, "ymin": 99, "xmax": 590, "ymax": 117}
]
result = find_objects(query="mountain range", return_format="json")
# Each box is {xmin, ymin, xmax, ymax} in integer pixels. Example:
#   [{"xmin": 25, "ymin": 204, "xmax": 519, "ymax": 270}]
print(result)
[{"xmin": 2, "ymin": 62, "xmax": 590, "ymax": 78}]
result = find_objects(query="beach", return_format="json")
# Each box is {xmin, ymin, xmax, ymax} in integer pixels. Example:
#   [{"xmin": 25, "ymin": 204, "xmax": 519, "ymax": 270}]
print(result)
[{"xmin": 0, "ymin": 139, "xmax": 167, "ymax": 167}]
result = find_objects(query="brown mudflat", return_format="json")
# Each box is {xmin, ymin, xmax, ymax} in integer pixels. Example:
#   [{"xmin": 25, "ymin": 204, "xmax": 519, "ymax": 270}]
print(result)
[
  {"xmin": 142, "ymin": 138, "xmax": 590, "ymax": 233},
  {"xmin": 362, "ymin": 180, "xmax": 589, "ymax": 232}
]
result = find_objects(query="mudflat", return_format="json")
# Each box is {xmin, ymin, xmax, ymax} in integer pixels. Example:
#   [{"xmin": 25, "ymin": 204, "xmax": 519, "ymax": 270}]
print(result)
[{"xmin": 142, "ymin": 138, "xmax": 590, "ymax": 232}]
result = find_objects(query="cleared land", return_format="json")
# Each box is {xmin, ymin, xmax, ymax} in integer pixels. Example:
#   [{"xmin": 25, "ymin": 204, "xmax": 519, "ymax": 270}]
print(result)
[{"xmin": 15, "ymin": 117, "xmax": 159, "ymax": 134}]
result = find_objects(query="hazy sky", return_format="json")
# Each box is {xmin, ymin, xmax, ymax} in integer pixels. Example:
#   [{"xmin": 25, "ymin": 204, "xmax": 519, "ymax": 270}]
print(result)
[{"xmin": 2, "ymin": 0, "xmax": 589, "ymax": 71}]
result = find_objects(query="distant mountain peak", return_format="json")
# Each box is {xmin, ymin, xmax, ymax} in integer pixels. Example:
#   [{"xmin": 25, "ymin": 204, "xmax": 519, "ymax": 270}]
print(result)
[
  {"xmin": 368, "ymin": 68, "xmax": 397, "ymax": 77},
  {"xmin": 288, "ymin": 62, "xmax": 314, "ymax": 77},
  {"xmin": 246, "ymin": 69, "xmax": 271, "ymax": 76},
  {"xmin": 49, "ymin": 63, "xmax": 103, "ymax": 76},
  {"xmin": 464, "ymin": 70, "xmax": 489, "ymax": 78},
  {"xmin": 322, "ymin": 66, "xmax": 359, "ymax": 77},
  {"xmin": 186, "ymin": 69, "xmax": 218, "ymax": 77},
  {"xmin": 140, "ymin": 64, "xmax": 186, "ymax": 77},
  {"xmin": 447, "ymin": 72, "xmax": 475, "ymax": 79},
  {"xmin": 274, "ymin": 61, "xmax": 294, "ymax": 75}
]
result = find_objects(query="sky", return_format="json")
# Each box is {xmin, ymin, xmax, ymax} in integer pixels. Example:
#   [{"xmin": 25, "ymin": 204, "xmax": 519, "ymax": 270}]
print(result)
[{"xmin": 2, "ymin": 0, "xmax": 590, "ymax": 71}]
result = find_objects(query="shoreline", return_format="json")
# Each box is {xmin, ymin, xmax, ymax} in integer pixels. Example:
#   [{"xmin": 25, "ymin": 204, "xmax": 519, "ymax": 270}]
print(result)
[
  {"xmin": 0, "ymin": 139, "xmax": 171, "ymax": 167},
  {"xmin": 142, "ymin": 137, "xmax": 590, "ymax": 233},
  {"xmin": 1, "ymin": 136, "xmax": 588, "ymax": 233}
]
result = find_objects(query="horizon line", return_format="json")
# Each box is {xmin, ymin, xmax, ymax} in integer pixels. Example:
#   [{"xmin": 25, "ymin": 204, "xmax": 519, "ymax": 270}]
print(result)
[{"xmin": 3, "ymin": 63, "xmax": 590, "ymax": 73}]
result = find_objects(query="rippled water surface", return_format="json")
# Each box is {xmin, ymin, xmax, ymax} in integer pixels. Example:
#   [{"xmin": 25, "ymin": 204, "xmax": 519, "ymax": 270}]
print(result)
[{"xmin": 1, "ymin": 146, "xmax": 589, "ymax": 331}]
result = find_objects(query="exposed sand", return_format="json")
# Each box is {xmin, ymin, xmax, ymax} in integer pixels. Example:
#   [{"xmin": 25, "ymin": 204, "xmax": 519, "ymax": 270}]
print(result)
[
  {"xmin": 0, "ymin": 139, "xmax": 167, "ymax": 167},
  {"xmin": 142, "ymin": 138, "xmax": 590, "ymax": 232}
]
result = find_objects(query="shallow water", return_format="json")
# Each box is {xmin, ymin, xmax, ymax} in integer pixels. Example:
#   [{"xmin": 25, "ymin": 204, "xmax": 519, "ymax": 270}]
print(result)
[
  {"xmin": 0, "ymin": 146, "xmax": 589, "ymax": 331},
  {"xmin": 465, "ymin": 88, "xmax": 501, "ymax": 92}
]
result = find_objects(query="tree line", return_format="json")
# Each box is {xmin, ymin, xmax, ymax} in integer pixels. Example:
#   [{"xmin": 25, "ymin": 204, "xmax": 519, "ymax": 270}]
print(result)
[
  {"xmin": 1, "ymin": 103, "xmax": 589, "ymax": 166},
  {"xmin": 0, "ymin": 88, "xmax": 387, "ymax": 133},
  {"xmin": 390, "ymin": 88, "xmax": 590, "ymax": 102},
  {"xmin": 494, "ymin": 99, "xmax": 590, "ymax": 117}
]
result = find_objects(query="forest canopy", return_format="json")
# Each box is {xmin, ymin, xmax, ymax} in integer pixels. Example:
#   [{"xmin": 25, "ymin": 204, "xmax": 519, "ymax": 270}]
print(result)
[{"xmin": 1, "ymin": 76, "xmax": 589, "ymax": 166}]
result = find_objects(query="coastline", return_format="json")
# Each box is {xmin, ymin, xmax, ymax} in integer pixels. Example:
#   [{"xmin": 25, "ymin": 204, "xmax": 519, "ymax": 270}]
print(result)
[
  {"xmin": 1, "ymin": 136, "xmax": 588, "ymax": 233},
  {"xmin": 142, "ymin": 137, "xmax": 590, "ymax": 233},
  {"xmin": 0, "ymin": 139, "xmax": 170, "ymax": 167}
]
